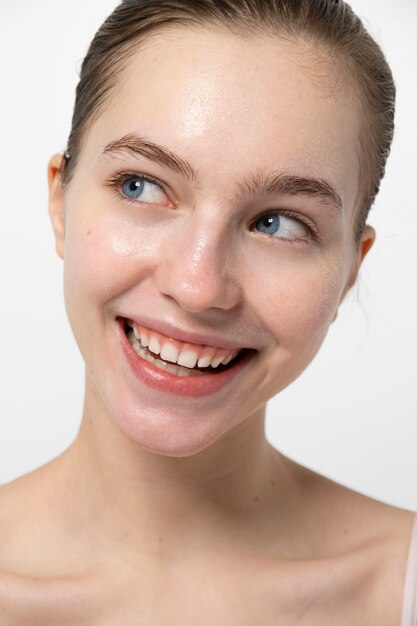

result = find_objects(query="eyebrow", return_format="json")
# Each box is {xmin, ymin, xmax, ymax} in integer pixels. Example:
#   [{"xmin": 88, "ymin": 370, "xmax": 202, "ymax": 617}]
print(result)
[
  {"xmin": 101, "ymin": 133, "xmax": 342, "ymax": 211},
  {"xmin": 235, "ymin": 170, "xmax": 342, "ymax": 211},
  {"xmin": 102, "ymin": 133, "xmax": 199, "ymax": 186}
]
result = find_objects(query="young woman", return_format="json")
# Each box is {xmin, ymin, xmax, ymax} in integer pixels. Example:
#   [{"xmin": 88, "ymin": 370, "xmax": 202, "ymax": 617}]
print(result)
[{"xmin": 0, "ymin": 1, "xmax": 415, "ymax": 624}]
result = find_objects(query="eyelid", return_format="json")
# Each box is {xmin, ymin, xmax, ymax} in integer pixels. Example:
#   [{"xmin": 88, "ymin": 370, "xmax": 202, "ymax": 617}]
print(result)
[
  {"xmin": 250, "ymin": 209, "xmax": 320, "ymax": 243},
  {"xmin": 104, "ymin": 170, "xmax": 174, "ymax": 205},
  {"xmin": 104, "ymin": 172, "xmax": 321, "ymax": 243}
]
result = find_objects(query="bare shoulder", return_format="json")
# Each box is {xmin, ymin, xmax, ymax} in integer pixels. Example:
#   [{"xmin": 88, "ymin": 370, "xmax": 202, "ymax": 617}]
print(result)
[
  {"xmin": 284, "ymin": 455, "xmax": 415, "ymax": 539},
  {"xmin": 0, "ymin": 458, "xmax": 93, "ymax": 580},
  {"xmin": 0, "ymin": 455, "xmax": 414, "ymax": 625},
  {"xmin": 284, "ymin": 457, "xmax": 415, "ymax": 624},
  {"xmin": 0, "ymin": 463, "xmax": 60, "ymax": 575},
  {"xmin": 0, "ymin": 568, "xmax": 108, "ymax": 626},
  {"xmin": 0, "ymin": 473, "xmax": 106, "ymax": 625}
]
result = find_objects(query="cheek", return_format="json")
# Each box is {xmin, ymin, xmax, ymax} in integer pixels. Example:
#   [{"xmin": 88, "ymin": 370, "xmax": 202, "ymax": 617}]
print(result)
[
  {"xmin": 62, "ymin": 213, "xmax": 160, "ymax": 308},
  {"xmin": 249, "ymin": 254, "xmax": 345, "ymax": 350}
]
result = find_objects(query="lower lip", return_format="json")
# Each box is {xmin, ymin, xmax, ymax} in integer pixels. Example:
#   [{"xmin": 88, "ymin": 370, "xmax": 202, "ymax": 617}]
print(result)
[{"xmin": 117, "ymin": 321, "xmax": 256, "ymax": 397}]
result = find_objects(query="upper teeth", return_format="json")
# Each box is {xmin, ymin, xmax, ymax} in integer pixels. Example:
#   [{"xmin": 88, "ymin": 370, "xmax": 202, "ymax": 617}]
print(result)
[{"xmin": 131, "ymin": 325, "xmax": 239, "ymax": 370}]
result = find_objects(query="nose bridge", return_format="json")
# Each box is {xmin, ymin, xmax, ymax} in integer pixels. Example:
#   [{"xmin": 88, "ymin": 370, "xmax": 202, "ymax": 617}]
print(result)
[{"xmin": 155, "ymin": 214, "xmax": 241, "ymax": 312}]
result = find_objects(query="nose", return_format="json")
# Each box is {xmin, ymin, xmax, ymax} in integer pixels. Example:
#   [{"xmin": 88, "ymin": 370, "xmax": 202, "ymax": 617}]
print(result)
[{"xmin": 154, "ymin": 219, "xmax": 242, "ymax": 313}]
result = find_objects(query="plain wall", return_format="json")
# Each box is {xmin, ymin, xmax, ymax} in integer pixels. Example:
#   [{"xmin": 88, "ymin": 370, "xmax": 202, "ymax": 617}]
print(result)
[{"xmin": 0, "ymin": 0, "xmax": 415, "ymax": 510}]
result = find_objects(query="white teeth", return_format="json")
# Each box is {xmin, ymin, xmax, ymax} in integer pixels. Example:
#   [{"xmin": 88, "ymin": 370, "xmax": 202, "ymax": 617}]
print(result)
[
  {"xmin": 130, "ymin": 323, "xmax": 149, "ymax": 347},
  {"xmin": 128, "ymin": 332, "xmax": 203, "ymax": 376},
  {"xmin": 160, "ymin": 342, "xmax": 179, "ymax": 364},
  {"xmin": 210, "ymin": 355, "xmax": 225, "ymax": 368},
  {"xmin": 127, "ymin": 325, "xmax": 241, "ymax": 373},
  {"xmin": 177, "ymin": 350, "xmax": 199, "ymax": 369},
  {"xmin": 197, "ymin": 355, "xmax": 212, "ymax": 368},
  {"xmin": 222, "ymin": 352, "xmax": 237, "ymax": 365},
  {"xmin": 152, "ymin": 357, "xmax": 180, "ymax": 376},
  {"xmin": 140, "ymin": 332, "xmax": 149, "ymax": 348},
  {"xmin": 148, "ymin": 336, "xmax": 161, "ymax": 356}
]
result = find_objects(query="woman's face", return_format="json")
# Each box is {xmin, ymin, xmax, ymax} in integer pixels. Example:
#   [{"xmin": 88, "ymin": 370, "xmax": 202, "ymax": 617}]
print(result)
[{"xmin": 49, "ymin": 27, "xmax": 373, "ymax": 455}]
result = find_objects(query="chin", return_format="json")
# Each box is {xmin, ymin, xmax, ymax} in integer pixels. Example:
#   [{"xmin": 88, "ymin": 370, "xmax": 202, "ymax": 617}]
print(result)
[{"xmin": 106, "ymin": 395, "xmax": 233, "ymax": 458}]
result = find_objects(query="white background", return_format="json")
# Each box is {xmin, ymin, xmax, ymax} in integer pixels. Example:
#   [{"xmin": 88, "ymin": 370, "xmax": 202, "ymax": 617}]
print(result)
[{"xmin": 0, "ymin": 1, "xmax": 415, "ymax": 510}]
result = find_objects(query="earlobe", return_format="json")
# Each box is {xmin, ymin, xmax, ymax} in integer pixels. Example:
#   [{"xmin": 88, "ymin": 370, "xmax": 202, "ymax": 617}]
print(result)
[{"xmin": 48, "ymin": 153, "xmax": 66, "ymax": 259}]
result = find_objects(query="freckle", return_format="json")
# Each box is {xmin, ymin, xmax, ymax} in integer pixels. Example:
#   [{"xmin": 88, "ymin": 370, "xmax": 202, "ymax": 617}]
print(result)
[
  {"xmin": 86, "ymin": 230, "xmax": 92, "ymax": 236},
  {"xmin": 254, "ymin": 495, "xmax": 259, "ymax": 503}
]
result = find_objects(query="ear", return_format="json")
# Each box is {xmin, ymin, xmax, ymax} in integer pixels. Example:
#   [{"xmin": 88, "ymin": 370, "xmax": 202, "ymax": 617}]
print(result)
[
  {"xmin": 48, "ymin": 153, "xmax": 66, "ymax": 259},
  {"xmin": 332, "ymin": 225, "xmax": 376, "ymax": 322},
  {"xmin": 352, "ymin": 223, "xmax": 376, "ymax": 283}
]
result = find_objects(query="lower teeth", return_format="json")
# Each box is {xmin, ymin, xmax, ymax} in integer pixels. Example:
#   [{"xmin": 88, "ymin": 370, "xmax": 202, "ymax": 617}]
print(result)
[{"xmin": 127, "ymin": 329, "xmax": 204, "ymax": 377}]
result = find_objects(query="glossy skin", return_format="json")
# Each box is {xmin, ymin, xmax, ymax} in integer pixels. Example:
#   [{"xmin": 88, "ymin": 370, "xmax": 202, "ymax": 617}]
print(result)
[
  {"xmin": 0, "ymin": 27, "xmax": 413, "ymax": 625},
  {"xmin": 52, "ymin": 29, "xmax": 367, "ymax": 456}
]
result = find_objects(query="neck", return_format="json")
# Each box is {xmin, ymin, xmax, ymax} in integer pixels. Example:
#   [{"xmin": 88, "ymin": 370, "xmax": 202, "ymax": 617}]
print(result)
[{"xmin": 58, "ymin": 379, "xmax": 292, "ymax": 560}]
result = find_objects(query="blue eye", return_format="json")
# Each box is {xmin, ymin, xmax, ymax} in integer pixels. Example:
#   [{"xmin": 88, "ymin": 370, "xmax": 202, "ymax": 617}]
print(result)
[
  {"xmin": 255, "ymin": 214, "xmax": 281, "ymax": 235},
  {"xmin": 252, "ymin": 212, "xmax": 308, "ymax": 241},
  {"xmin": 119, "ymin": 175, "xmax": 167, "ymax": 204},
  {"xmin": 122, "ymin": 177, "xmax": 145, "ymax": 199}
]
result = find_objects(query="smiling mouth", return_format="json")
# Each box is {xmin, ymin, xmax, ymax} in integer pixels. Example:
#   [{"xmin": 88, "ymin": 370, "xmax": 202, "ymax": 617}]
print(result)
[{"xmin": 122, "ymin": 319, "xmax": 250, "ymax": 377}]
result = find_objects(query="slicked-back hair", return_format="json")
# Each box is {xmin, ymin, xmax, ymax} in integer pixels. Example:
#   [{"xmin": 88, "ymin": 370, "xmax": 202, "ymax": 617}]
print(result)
[{"xmin": 61, "ymin": 0, "xmax": 395, "ymax": 242}]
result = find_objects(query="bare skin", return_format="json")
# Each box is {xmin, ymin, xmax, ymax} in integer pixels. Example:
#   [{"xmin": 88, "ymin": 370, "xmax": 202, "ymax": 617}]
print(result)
[
  {"xmin": 0, "ymin": 28, "xmax": 414, "ymax": 625},
  {"xmin": 0, "ymin": 435, "xmax": 413, "ymax": 625}
]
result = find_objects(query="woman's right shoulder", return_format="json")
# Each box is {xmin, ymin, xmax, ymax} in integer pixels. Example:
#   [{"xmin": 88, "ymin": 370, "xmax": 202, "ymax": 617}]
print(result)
[
  {"xmin": 0, "ymin": 564, "xmax": 106, "ymax": 626},
  {"xmin": 0, "ymin": 468, "xmax": 75, "ymax": 587},
  {"xmin": 0, "ymin": 455, "xmax": 81, "ymax": 573},
  {"xmin": 0, "ymin": 476, "xmax": 42, "ymax": 623},
  {"xmin": 0, "ymin": 475, "xmax": 47, "ymax": 622},
  {"xmin": 0, "ymin": 477, "xmax": 104, "ymax": 625},
  {"xmin": 0, "ymin": 477, "xmax": 31, "ymax": 571},
  {"xmin": 0, "ymin": 471, "xmax": 48, "ymax": 569}
]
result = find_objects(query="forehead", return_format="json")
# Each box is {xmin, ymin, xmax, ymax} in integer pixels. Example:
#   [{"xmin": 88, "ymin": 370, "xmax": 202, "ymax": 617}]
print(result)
[{"xmin": 84, "ymin": 26, "xmax": 361, "ymax": 210}]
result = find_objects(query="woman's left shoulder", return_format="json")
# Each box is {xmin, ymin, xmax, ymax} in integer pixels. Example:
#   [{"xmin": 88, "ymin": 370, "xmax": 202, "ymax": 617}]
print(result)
[
  {"xmin": 289, "ymin": 462, "xmax": 416, "ymax": 623},
  {"xmin": 288, "ymin": 459, "xmax": 415, "ymax": 551},
  {"xmin": 363, "ymin": 503, "xmax": 416, "ymax": 624},
  {"xmin": 328, "ymin": 502, "xmax": 415, "ymax": 626},
  {"xmin": 319, "ymin": 474, "xmax": 415, "ymax": 624}
]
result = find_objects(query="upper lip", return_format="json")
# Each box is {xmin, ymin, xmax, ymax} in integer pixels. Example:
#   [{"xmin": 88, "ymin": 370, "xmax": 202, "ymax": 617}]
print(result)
[{"xmin": 119, "ymin": 315, "xmax": 253, "ymax": 351}]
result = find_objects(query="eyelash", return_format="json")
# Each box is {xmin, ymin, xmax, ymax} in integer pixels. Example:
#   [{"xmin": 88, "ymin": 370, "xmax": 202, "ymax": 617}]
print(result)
[
  {"xmin": 104, "ymin": 170, "xmax": 170, "ymax": 206},
  {"xmin": 104, "ymin": 170, "xmax": 320, "ymax": 244},
  {"xmin": 249, "ymin": 210, "xmax": 319, "ymax": 245}
]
